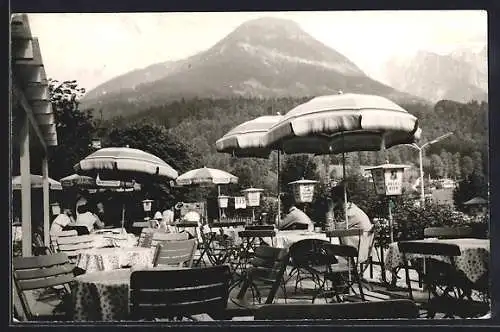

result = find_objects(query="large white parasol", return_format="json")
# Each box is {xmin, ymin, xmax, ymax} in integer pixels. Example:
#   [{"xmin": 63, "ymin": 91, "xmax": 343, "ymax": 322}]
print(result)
[
  {"xmin": 60, "ymin": 173, "xmax": 141, "ymax": 191},
  {"xmin": 266, "ymin": 93, "xmax": 422, "ymax": 226},
  {"xmin": 74, "ymin": 147, "xmax": 178, "ymax": 180},
  {"xmin": 216, "ymin": 115, "xmax": 286, "ymax": 225},
  {"xmin": 175, "ymin": 167, "xmax": 238, "ymax": 220},
  {"xmin": 216, "ymin": 115, "xmax": 283, "ymax": 158},
  {"xmin": 12, "ymin": 174, "xmax": 62, "ymax": 191},
  {"xmin": 175, "ymin": 167, "xmax": 238, "ymax": 187},
  {"xmin": 74, "ymin": 147, "xmax": 178, "ymax": 230}
]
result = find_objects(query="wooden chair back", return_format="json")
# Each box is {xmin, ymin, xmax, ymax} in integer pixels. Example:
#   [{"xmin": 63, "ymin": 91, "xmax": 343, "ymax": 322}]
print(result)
[
  {"xmin": 398, "ymin": 241, "xmax": 462, "ymax": 300},
  {"xmin": 56, "ymin": 235, "xmax": 94, "ymax": 262},
  {"xmin": 153, "ymin": 239, "xmax": 197, "ymax": 268},
  {"xmin": 151, "ymin": 232, "xmax": 189, "ymax": 247},
  {"xmin": 245, "ymin": 225, "xmax": 275, "ymax": 231},
  {"xmin": 424, "ymin": 226, "xmax": 473, "ymax": 239},
  {"xmin": 137, "ymin": 228, "xmax": 155, "ymax": 248},
  {"xmin": 50, "ymin": 230, "xmax": 78, "ymax": 252},
  {"xmin": 12, "ymin": 253, "xmax": 74, "ymax": 320},
  {"xmin": 247, "ymin": 246, "xmax": 289, "ymax": 304},
  {"xmin": 238, "ymin": 229, "xmax": 276, "ymax": 248},
  {"xmin": 131, "ymin": 221, "xmax": 151, "ymax": 236},
  {"xmin": 254, "ymin": 300, "xmax": 419, "ymax": 320},
  {"xmin": 398, "ymin": 241, "xmax": 461, "ymax": 257},
  {"xmin": 129, "ymin": 265, "xmax": 231, "ymax": 320}
]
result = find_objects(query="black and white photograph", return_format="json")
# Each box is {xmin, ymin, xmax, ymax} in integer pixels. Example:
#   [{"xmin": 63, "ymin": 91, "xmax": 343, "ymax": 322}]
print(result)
[{"xmin": 10, "ymin": 10, "xmax": 490, "ymax": 323}]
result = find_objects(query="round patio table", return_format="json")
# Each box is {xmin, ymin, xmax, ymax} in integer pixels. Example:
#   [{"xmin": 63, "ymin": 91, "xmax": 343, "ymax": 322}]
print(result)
[
  {"xmin": 75, "ymin": 247, "xmax": 155, "ymax": 273},
  {"xmin": 89, "ymin": 233, "xmax": 138, "ymax": 249},
  {"xmin": 72, "ymin": 269, "xmax": 131, "ymax": 321},
  {"xmin": 385, "ymin": 238, "xmax": 490, "ymax": 284},
  {"xmin": 274, "ymin": 230, "xmax": 337, "ymax": 248},
  {"xmin": 72, "ymin": 267, "xmax": 187, "ymax": 321}
]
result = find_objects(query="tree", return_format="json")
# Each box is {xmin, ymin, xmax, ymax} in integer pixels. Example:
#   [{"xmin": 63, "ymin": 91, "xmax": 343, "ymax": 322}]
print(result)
[
  {"xmin": 429, "ymin": 154, "xmax": 444, "ymax": 179},
  {"xmin": 48, "ymin": 79, "xmax": 95, "ymax": 180},
  {"xmin": 280, "ymin": 155, "xmax": 319, "ymax": 194},
  {"xmin": 471, "ymin": 151, "xmax": 484, "ymax": 177},
  {"xmin": 461, "ymin": 155, "xmax": 475, "ymax": 178},
  {"xmin": 452, "ymin": 152, "xmax": 462, "ymax": 180},
  {"xmin": 453, "ymin": 171, "xmax": 488, "ymax": 212}
]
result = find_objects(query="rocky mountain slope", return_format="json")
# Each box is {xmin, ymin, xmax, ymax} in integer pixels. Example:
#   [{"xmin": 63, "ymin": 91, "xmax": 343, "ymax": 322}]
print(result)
[
  {"xmin": 384, "ymin": 47, "xmax": 487, "ymax": 103},
  {"xmin": 82, "ymin": 17, "xmax": 424, "ymax": 119}
]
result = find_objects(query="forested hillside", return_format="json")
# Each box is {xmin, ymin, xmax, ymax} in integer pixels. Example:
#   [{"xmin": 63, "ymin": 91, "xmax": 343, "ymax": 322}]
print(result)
[{"xmin": 100, "ymin": 96, "xmax": 489, "ymax": 194}]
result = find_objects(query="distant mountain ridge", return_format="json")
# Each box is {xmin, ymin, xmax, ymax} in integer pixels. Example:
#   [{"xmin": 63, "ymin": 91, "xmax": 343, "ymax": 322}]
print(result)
[
  {"xmin": 384, "ymin": 47, "xmax": 487, "ymax": 103},
  {"xmin": 81, "ymin": 17, "xmax": 426, "ymax": 119}
]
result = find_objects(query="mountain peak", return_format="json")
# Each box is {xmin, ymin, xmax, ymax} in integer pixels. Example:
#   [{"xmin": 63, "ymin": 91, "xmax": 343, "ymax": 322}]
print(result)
[{"xmin": 236, "ymin": 17, "xmax": 303, "ymax": 31}]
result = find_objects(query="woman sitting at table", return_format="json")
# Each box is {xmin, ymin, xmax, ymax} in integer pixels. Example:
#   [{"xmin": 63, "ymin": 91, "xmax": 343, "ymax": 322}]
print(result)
[
  {"xmin": 74, "ymin": 204, "xmax": 105, "ymax": 232},
  {"xmin": 278, "ymin": 193, "xmax": 314, "ymax": 231},
  {"xmin": 330, "ymin": 183, "xmax": 374, "ymax": 263}
]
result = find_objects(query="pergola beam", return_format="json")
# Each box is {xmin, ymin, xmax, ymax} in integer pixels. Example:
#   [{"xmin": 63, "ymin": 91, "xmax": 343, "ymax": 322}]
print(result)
[{"xmin": 12, "ymin": 82, "xmax": 47, "ymax": 153}]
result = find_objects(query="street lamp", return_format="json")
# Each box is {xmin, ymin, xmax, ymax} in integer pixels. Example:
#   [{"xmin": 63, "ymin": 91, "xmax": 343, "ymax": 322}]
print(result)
[{"xmin": 405, "ymin": 132, "xmax": 453, "ymax": 207}]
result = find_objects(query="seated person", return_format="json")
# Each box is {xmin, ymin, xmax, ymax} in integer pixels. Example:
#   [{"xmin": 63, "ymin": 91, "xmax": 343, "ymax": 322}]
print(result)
[
  {"xmin": 73, "ymin": 204, "xmax": 105, "ymax": 233},
  {"xmin": 330, "ymin": 183, "xmax": 374, "ymax": 263},
  {"xmin": 50, "ymin": 207, "xmax": 75, "ymax": 235},
  {"xmin": 182, "ymin": 211, "xmax": 211, "ymax": 241},
  {"xmin": 278, "ymin": 193, "xmax": 314, "ymax": 231}
]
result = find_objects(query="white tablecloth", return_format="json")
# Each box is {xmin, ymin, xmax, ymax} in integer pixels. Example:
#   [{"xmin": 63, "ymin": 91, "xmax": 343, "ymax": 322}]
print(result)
[
  {"xmin": 89, "ymin": 233, "xmax": 138, "ymax": 248},
  {"xmin": 274, "ymin": 230, "xmax": 337, "ymax": 248}
]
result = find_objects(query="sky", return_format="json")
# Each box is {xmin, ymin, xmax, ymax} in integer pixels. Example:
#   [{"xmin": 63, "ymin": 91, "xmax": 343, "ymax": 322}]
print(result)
[{"xmin": 27, "ymin": 10, "xmax": 487, "ymax": 92}]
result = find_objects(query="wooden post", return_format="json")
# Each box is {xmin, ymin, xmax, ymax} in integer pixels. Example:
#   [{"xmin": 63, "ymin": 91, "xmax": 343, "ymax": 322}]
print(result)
[
  {"xmin": 20, "ymin": 116, "xmax": 32, "ymax": 257},
  {"xmin": 42, "ymin": 155, "xmax": 50, "ymax": 247}
]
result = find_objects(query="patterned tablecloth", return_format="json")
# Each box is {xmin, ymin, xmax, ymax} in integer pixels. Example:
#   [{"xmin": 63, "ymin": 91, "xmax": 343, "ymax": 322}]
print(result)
[
  {"xmin": 75, "ymin": 247, "xmax": 155, "ymax": 273},
  {"xmin": 384, "ymin": 238, "xmax": 490, "ymax": 283},
  {"xmin": 72, "ymin": 267, "xmax": 187, "ymax": 321},
  {"xmin": 72, "ymin": 269, "xmax": 131, "ymax": 321}
]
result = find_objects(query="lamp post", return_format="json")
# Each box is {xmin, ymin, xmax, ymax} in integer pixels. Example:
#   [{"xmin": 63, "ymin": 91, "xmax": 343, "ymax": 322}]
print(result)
[{"xmin": 405, "ymin": 132, "xmax": 453, "ymax": 207}]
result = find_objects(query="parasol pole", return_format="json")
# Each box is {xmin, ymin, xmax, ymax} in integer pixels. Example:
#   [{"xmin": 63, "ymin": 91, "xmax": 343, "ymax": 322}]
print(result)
[
  {"xmin": 380, "ymin": 133, "xmax": 393, "ymax": 242},
  {"xmin": 277, "ymin": 150, "xmax": 281, "ymax": 228},
  {"xmin": 121, "ymin": 203, "xmax": 125, "ymax": 233},
  {"xmin": 341, "ymin": 131, "xmax": 348, "ymax": 228},
  {"xmin": 217, "ymin": 185, "xmax": 222, "ymax": 221}
]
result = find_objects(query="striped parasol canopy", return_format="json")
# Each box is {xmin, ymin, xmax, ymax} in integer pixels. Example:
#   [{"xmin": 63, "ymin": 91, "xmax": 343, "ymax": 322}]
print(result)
[
  {"xmin": 60, "ymin": 173, "xmax": 142, "ymax": 191},
  {"xmin": 216, "ymin": 115, "xmax": 283, "ymax": 158},
  {"xmin": 12, "ymin": 174, "xmax": 62, "ymax": 190},
  {"xmin": 175, "ymin": 167, "xmax": 238, "ymax": 187},
  {"xmin": 74, "ymin": 147, "xmax": 178, "ymax": 180},
  {"xmin": 266, "ymin": 93, "xmax": 421, "ymax": 154}
]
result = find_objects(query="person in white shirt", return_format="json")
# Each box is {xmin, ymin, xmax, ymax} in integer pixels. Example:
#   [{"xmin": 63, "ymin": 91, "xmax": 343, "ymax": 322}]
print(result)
[
  {"xmin": 278, "ymin": 193, "xmax": 314, "ymax": 231},
  {"xmin": 50, "ymin": 208, "xmax": 75, "ymax": 235},
  {"xmin": 330, "ymin": 184, "xmax": 374, "ymax": 263},
  {"xmin": 162, "ymin": 206, "xmax": 175, "ymax": 224},
  {"xmin": 74, "ymin": 204, "xmax": 105, "ymax": 232}
]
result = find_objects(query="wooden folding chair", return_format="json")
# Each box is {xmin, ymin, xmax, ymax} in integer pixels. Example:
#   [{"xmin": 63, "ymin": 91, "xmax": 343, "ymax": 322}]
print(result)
[
  {"xmin": 313, "ymin": 243, "xmax": 365, "ymax": 303},
  {"xmin": 137, "ymin": 228, "xmax": 155, "ymax": 248},
  {"xmin": 12, "ymin": 253, "xmax": 75, "ymax": 321},
  {"xmin": 151, "ymin": 232, "xmax": 189, "ymax": 247},
  {"xmin": 233, "ymin": 246, "xmax": 289, "ymax": 306},
  {"xmin": 254, "ymin": 299, "xmax": 419, "ymax": 320},
  {"xmin": 129, "ymin": 265, "xmax": 232, "ymax": 321},
  {"xmin": 153, "ymin": 239, "xmax": 197, "ymax": 268},
  {"xmin": 50, "ymin": 230, "xmax": 78, "ymax": 253},
  {"xmin": 424, "ymin": 226, "xmax": 473, "ymax": 239},
  {"xmin": 56, "ymin": 235, "xmax": 94, "ymax": 263},
  {"xmin": 398, "ymin": 241, "xmax": 488, "ymax": 318}
]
